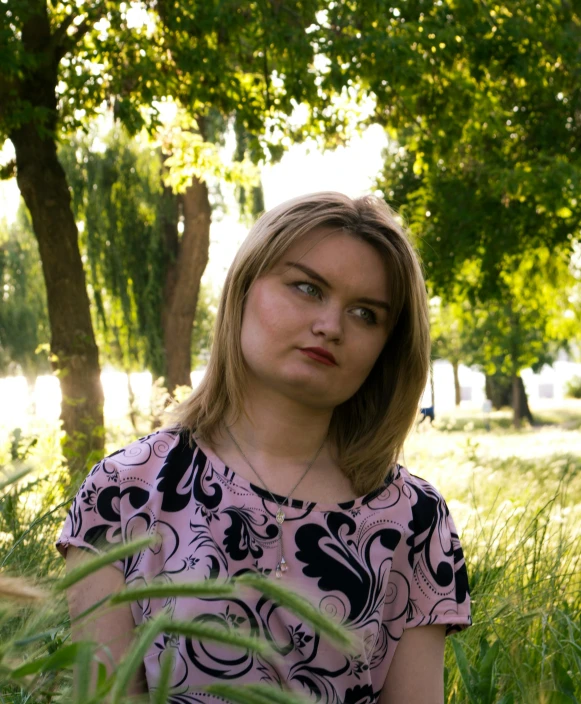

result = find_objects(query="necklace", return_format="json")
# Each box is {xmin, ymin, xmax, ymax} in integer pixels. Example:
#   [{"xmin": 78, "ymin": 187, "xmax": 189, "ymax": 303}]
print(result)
[{"xmin": 225, "ymin": 426, "xmax": 327, "ymax": 578}]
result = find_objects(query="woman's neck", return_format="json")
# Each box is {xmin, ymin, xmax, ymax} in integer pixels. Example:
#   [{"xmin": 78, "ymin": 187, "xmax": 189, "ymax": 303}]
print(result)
[{"xmin": 222, "ymin": 384, "xmax": 333, "ymax": 464}]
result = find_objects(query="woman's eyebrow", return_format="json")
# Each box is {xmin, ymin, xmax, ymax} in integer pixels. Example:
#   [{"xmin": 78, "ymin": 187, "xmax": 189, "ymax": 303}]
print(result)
[
  {"xmin": 284, "ymin": 261, "xmax": 331, "ymax": 287},
  {"xmin": 284, "ymin": 261, "xmax": 391, "ymax": 312}
]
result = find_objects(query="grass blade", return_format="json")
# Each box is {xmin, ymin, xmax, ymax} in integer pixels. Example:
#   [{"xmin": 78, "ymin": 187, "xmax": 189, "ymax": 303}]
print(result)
[
  {"xmin": 451, "ymin": 638, "xmax": 478, "ymax": 704},
  {"xmin": 162, "ymin": 619, "xmax": 274, "ymax": 659},
  {"xmin": 11, "ymin": 642, "xmax": 80, "ymax": 678},
  {"xmin": 206, "ymin": 684, "xmax": 305, "ymax": 704},
  {"xmin": 55, "ymin": 536, "xmax": 156, "ymax": 591},
  {"xmin": 110, "ymin": 613, "xmax": 164, "ymax": 704},
  {"xmin": 0, "ymin": 465, "xmax": 32, "ymax": 492},
  {"xmin": 110, "ymin": 580, "xmax": 235, "ymax": 605},
  {"xmin": 235, "ymin": 573, "xmax": 355, "ymax": 651},
  {"xmin": 73, "ymin": 640, "xmax": 94, "ymax": 704},
  {"xmin": 152, "ymin": 647, "xmax": 175, "ymax": 704}
]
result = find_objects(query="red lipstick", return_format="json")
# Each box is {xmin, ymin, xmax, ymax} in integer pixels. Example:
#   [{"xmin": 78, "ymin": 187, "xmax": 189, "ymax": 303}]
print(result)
[{"xmin": 299, "ymin": 347, "xmax": 337, "ymax": 366}]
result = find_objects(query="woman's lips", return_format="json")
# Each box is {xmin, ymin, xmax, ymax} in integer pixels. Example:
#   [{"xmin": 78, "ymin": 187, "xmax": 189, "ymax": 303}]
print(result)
[{"xmin": 299, "ymin": 348, "xmax": 337, "ymax": 366}]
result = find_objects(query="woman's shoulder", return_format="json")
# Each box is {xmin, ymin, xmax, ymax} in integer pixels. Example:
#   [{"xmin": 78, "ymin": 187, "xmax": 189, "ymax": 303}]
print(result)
[
  {"xmin": 387, "ymin": 464, "xmax": 452, "ymax": 522},
  {"xmin": 103, "ymin": 427, "xmax": 189, "ymax": 479},
  {"xmin": 395, "ymin": 464, "xmax": 446, "ymax": 498}
]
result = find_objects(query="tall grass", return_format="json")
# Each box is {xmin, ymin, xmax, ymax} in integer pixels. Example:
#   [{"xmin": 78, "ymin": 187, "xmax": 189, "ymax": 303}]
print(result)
[
  {"xmin": 1, "ymin": 409, "xmax": 580, "ymax": 703},
  {"xmin": 408, "ymin": 412, "xmax": 581, "ymax": 703}
]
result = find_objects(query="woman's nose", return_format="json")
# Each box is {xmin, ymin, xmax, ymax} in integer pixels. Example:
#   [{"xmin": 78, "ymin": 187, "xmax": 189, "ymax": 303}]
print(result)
[{"xmin": 311, "ymin": 304, "xmax": 344, "ymax": 343}]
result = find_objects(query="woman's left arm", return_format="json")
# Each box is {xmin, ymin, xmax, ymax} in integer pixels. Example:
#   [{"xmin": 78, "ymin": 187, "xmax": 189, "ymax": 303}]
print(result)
[{"xmin": 380, "ymin": 625, "xmax": 446, "ymax": 704}]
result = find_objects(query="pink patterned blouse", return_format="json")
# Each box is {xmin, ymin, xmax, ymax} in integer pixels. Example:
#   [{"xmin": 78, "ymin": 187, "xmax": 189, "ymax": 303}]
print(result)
[{"xmin": 56, "ymin": 429, "xmax": 471, "ymax": 703}]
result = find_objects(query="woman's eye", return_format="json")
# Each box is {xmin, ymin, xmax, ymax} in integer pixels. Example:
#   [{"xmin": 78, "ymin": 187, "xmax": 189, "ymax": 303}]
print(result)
[
  {"xmin": 296, "ymin": 282, "xmax": 321, "ymax": 298},
  {"xmin": 357, "ymin": 308, "xmax": 377, "ymax": 325}
]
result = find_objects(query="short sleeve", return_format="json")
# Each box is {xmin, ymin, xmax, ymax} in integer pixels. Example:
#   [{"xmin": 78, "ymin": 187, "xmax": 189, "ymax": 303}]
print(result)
[
  {"xmin": 404, "ymin": 480, "xmax": 471, "ymax": 635},
  {"xmin": 56, "ymin": 457, "xmax": 125, "ymax": 574}
]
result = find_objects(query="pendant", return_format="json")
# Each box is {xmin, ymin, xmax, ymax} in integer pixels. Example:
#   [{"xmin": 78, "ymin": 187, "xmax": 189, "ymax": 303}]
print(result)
[
  {"xmin": 275, "ymin": 557, "xmax": 288, "ymax": 579},
  {"xmin": 276, "ymin": 508, "xmax": 285, "ymax": 524}
]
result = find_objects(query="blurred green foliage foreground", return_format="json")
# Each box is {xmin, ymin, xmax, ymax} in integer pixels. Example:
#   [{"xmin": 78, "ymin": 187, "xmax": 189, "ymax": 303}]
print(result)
[{"xmin": 1, "ymin": 409, "xmax": 580, "ymax": 703}]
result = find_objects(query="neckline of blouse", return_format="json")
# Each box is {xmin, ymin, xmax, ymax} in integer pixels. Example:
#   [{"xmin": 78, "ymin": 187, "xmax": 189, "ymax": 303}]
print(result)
[{"xmin": 191, "ymin": 434, "xmax": 399, "ymax": 514}]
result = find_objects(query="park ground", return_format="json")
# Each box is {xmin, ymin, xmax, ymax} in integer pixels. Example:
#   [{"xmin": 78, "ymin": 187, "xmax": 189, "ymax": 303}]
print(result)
[{"xmin": 0, "ymin": 403, "xmax": 580, "ymax": 703}]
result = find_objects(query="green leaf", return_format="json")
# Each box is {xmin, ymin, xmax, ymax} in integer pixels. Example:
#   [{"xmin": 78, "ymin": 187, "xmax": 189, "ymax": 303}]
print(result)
[
  {"xmin": 475, "ymin": 638, "xmax": 500, "ymax": 703},
  {"xmin": 73, "ymin": 641, "xmax": 94, "ymax": 704},
  {"xmin": 11, "ymin": 642, "xmax": 80, "ymax": 677},
  {"xmin": 451, "ymin": 638, "xmax": 479, "ymax": 704},
  {"xmin": 544, "ymin": 692, "xmax": 576, "ymax": 704},
  {"xmin": 553, "ymin": 660, "xmax": 576, "ymax": 698}
]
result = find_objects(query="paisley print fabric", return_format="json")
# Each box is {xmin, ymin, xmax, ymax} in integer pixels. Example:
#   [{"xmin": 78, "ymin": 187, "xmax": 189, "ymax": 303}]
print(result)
[{"xmin": 56, "ymin": 429, "xmax": 471, "ymax": 701}]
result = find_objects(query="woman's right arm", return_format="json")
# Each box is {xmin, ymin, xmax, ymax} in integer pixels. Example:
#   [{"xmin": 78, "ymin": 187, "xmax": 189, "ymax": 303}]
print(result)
[{"xmin": 65, "ymin": 545, "xmax": 148, "ymax": 698}]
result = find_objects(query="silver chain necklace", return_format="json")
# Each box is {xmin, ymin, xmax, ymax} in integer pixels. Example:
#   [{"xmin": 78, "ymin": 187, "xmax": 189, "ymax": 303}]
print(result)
[{"xmin": 225, "ymin": 426, "xmax": 327, "ymax": 578}]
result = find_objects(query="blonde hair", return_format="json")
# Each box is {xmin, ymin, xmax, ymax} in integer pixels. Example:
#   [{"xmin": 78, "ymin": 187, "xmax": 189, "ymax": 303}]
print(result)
[{"xmin": 170, "ymin": 192, "xmax": 430, "ymax": 496}]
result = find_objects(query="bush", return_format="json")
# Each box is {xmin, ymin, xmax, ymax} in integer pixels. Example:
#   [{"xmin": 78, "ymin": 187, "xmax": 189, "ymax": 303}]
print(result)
[{"xmin": 565, "ymin": 376, "xmax": 581, "ymax": 399}]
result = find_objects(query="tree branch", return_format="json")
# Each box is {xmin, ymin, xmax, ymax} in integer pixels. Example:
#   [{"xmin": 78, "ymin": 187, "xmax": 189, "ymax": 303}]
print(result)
[
  {"xmin": 56, "ymin": 5, "xmax": 108, "ymax": 59},
  {"xmin": 51, "ymin": 12, "xmax": 77, "ymax": 51},
  {"xmin": 0, "ymin": 159, "xmax": 17, "ymax": 180}
]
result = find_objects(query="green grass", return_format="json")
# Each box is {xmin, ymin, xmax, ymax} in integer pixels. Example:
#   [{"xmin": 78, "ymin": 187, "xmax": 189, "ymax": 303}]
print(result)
[
  {"xmin": 1, "ymin": 406, "xmax": 581, "ymax": 702},
  {"xmin": 408, "ymin": 407, "xmax": 581, "ymax": 703}
]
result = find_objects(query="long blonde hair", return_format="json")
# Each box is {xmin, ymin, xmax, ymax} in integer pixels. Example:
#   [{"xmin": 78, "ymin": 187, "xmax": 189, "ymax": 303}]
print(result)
[{"xmin": 170, "ymin": 192, "xmax": 430, "ymax": 496}]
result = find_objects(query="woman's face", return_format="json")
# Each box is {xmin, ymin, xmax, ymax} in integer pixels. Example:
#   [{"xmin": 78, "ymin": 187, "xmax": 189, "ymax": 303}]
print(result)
[{"xmin": 240, "ymin": 226, "xmax": 392, "ymax": 409}]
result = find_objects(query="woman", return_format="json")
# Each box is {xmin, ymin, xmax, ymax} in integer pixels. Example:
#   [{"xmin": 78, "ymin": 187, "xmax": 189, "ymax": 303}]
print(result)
[{"xmin": 57, "ymin": 192, "xmax": 471, "ymax": 703}]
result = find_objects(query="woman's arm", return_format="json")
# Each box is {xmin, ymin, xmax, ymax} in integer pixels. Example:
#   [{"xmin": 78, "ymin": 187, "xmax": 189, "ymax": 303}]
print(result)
[
  {"xmin": 380, "ymin": 625, "xmax": 446, "ymax": 704},
  {"xmin": 65, "ymin": 545, "xmax": 148, "ymax": 698}
]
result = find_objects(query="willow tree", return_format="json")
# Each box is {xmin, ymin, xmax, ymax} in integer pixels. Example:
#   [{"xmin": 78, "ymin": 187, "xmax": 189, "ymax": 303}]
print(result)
[
  {"xmin": 59, "ymin": 127, "xmax": 220, "ymax": 388},
  {"xmin": 0, "ymin": 207, "xmax": 50, "ymax": 383},
  {"xmin": 0, "ymin": 0, "xmax": 361, "ymax": 466}
]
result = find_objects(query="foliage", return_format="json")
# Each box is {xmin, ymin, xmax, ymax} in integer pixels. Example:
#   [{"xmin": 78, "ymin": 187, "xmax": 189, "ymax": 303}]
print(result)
[
  {"xmin": 428, "ymin": 245, "xmax": 577, "ymax": 383},
  {"xmin": 0, "ymin": 0, "xmax": 360, "ymax": 155},
  {"xmin": 565, "ymin": 376, "xmax": 581, "ymax": 400},
  {"xmin": 407, "ymin": 414, "xmax": 581, "ymax": 703},
  {"xmin": 360, "ymin": 1, "xmax": 581, "ymax": 299},
  {"xmin": 59, "ymin": 127, "xmax": 168, "ymax": 376},
  {"xmin": 2, "ymin": 410, "xmax": 581, "ymax": 702},
  {"xmin": 0, "ymin": 207, "xmax": 50, "ymax": 379},
  {"xmin": 59, "ymin": 127, "xmax": 217, "ymax": 376},
  {"xmin": 191, "ymin": 283, "xmax": 219, "ymax": 369}
]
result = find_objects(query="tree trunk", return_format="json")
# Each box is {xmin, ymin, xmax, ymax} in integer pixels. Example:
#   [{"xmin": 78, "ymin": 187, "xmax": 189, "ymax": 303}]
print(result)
[
  {"xmin": 8, "ymin": 5, "xmax": 104, "ymax": 471},
  {"xmin": 485, "ymin": 374, "xmax": 512, "ymax": 409},
  {"xmin": 162, "ymin": 177, "xmax": 211, "ymax": 394},
  {"xmin": 452, "ymin": 360, "xmax": 461, "ymax": 406},
  {"xmin": 11, "ymin": 126, "xmax": 104, "ymax": 468},
  {"xmin": 512, "ymin": 374, "xmax": 534, "ymax": 427}
]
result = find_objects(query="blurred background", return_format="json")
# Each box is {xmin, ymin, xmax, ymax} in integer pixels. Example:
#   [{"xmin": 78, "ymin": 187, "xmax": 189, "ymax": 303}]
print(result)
[{"xmin": 1, "ymin": 2, "xmax": 580, "ymax": 703}]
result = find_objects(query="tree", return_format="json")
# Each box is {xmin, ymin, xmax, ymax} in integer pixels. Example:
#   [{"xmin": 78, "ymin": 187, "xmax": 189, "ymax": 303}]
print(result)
[
  {"xmin": 0, "ymin": 0, "xmax": 365, "ymax": 467},
  {"xmin": 430, "ymin": 297, "xmax": 472, "ymax": 407},
  {"xmin": 427, "ymin": 249, "xmax": 578, "ymax": 426},
  {"xmin": 59, "ymin": 127, "xmax": 218, "ymax": 384},
  {"xmin": 0, "ymin": 206, "xmax": 50, "ymax": 384}
]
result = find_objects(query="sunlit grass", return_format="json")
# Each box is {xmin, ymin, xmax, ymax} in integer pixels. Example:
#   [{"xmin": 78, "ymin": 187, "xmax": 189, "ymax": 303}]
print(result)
[{"xmin": 1, "ymin": 404, "xmax": 581, "ymax": 702}]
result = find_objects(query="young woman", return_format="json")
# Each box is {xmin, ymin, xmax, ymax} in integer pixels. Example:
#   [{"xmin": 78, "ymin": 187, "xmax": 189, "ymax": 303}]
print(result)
[{"xmin": 57, "ymin": 192, "xmax": 471, "ymax": 703}]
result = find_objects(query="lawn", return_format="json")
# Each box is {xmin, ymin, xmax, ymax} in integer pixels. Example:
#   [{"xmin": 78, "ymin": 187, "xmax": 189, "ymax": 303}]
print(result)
[{"xmin": 1, "ymin": 405, "xmax": 580, "ymax": 703}]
